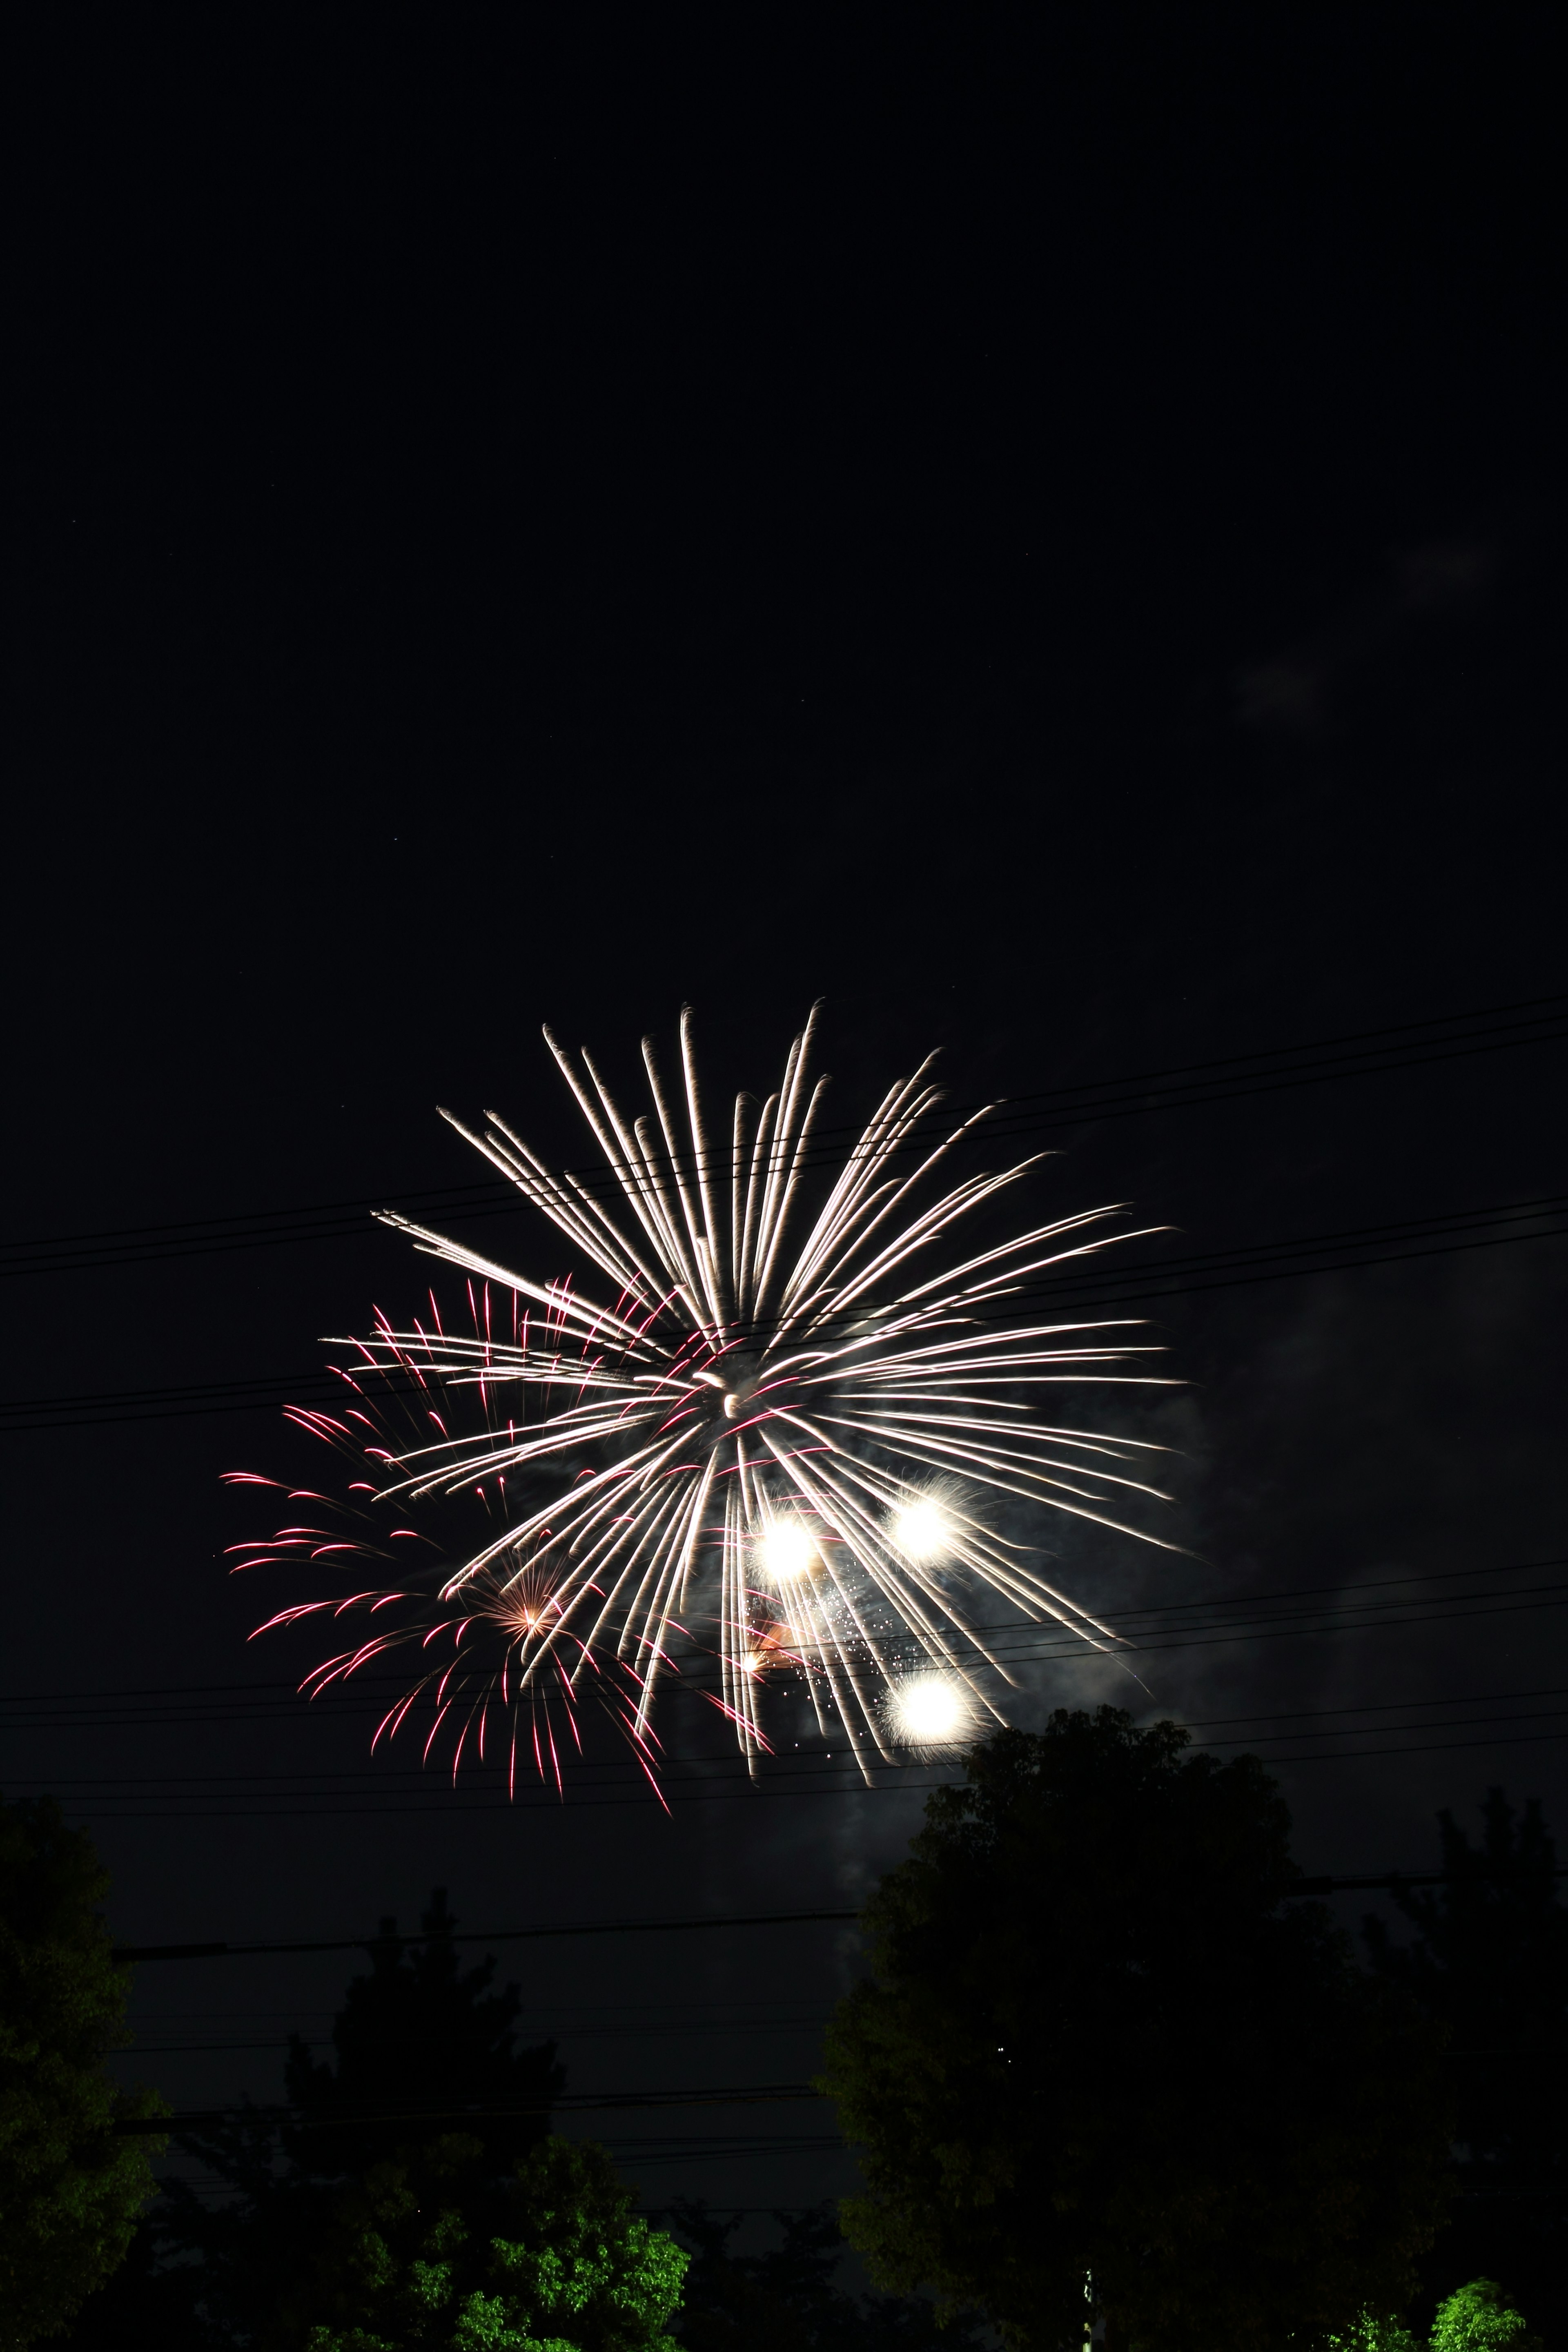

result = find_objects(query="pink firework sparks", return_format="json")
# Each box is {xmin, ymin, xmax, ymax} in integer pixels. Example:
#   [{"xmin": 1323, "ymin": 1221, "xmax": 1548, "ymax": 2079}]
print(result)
[{"xmin": 233, "ymin": 1007, "xmax": 1180, "ymax": 1790}]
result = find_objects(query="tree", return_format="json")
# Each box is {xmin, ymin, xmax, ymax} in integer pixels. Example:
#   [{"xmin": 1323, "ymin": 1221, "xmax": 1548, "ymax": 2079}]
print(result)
[
  {"xmin": 283, "ymin": 1888, "xmax": 565, "ymax": 2176},
  {"xmin": 0, "ymin": 1792, "xmax": 165, "ymax": 2348},
  {"xmin": 819, "ymin": 1710, "xmax": 1452, "ymax": 2352},
  {"xmin": 668, "ymin": 2199, "xmax": 988, "ymax": 2349},
  {"xmin": 298, "ymin": 2132, "xmax": 686, "ymax": 2352},
  {"xmin": 1329, "ymin": 2318, "xmax": 1419, "ymax": 2352},
  {"xmin": 1430, "ymin": 2281, "xmax": 1541, "ymax": 2352},
  {"xmin": 1329, "ymin": 2280, "xmax": 1541, "ymax": 2352},
  {"xmin": 53, "ymin": 2216, "xmax": 213, "ymax": 2351},
  {"xmin": 88, "ymin": 1887, "xmax": 566, "ymax": 2345},
  {"xmin": 1363, "ymin": 1792, "xmax": 1566, "ymax": 2348}
]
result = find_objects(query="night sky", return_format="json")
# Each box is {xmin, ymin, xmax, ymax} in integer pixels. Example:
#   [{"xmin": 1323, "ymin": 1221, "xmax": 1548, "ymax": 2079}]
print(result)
[{"xmin": 8, "ymin": 16, "xmax": 1566, "ymax": 2225}]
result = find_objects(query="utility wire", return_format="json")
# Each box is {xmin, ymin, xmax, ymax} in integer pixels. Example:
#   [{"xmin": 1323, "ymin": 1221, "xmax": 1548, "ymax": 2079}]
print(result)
[
  {"xmin": 51, "ymin": 1680, "xmax": 1568, "ymax": 1820},
  {"xmin": 4, "ymin": 1193, "xmax": 1565, "ymax": 1434},
  {"xmin": 109, "ymin": 1907, "xmax": 864, "ymax": 1965},
  {"xmin": 158, "ymin": 2136, "xmax": 849, "ymax": 2176},
  {"xmin": 125, "ymin": 2018, "xmax": 833, "ymax": 2056},
  {"xmin": 6, "ymin": 992, "xmax": 1565, "ymax": 1282},
  {"xmin": 115, "ymin": 2083, "xmax": 833, "ymax": 2135},
  {"xmin": 108, "ymin": 1859, "xmax": 1568, "ymax": 1968},
  {"xmin": 24, "ymin": 1704, "xmax": 1568, "ymax": 1800},
  {"xmin": 57, "ymin": 1726, "xmax": 1568, "ymax": 1825},
  {"xmin": 11, "ymin": 1554, "xmax": 1565, "ymax": 1821},
  {"xmin": 4, "ymin": 1561, "xmax": 1565, "ymax": 1756},
  {"xmin": 22, "ymin": 1675, "xmax": 1568, "ymax": 1794},
  {"xmin": 16, "ymin": 1586, "xmax": 1568, "ymax": 1746},
  {"xmin": 125, "ymin": 2019, "xmax": 1568, "ymax": 2141},
  {"xmin": 3, "ymin": 1554, "xmax": 1559, "ymax": 1716}
]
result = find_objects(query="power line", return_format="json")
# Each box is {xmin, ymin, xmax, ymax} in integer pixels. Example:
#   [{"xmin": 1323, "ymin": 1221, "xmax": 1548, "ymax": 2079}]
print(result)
[
  {"xmin": 4, "ymin": 1192, "xmax": 1565, "ymax": 1434},
  {"xmin": 126, "ymin": 2022, "xmax": 1568, "ymax": 2142},
  {"xmin": 5, "ymin": 1550, "xmax": 1561, "ymax": 1819},
  {"xmin": 17, "ymin": 1625, "xmax": 1568, "ymax": 1818},
  {"xmin": 109, "ymin": 1906, "xmax": 864, "ymax": 1965},
  {"xmin": 1191, "ymin": 1705, "xmax": 1568, "ymax": 1752},
  {"xmin": 48, "ymin": 1652, "xmax": 1568, "ymax": 1824},
  {"xmin": 56, "ymin": 1727, "xmax": 1568, "ymax": 1825},
  {"xmin": 15, "ymin": 1575, "xmax": 1568, "ymax": 1755},
  {"xmin": 7, "ymin": 991, "xmax": 1566, "ymax": 1283},
  {"xmin": 4, "ymin": 1553, "xmax": 1559, "ymax": 1716},
  {"xmin": 26, "ymin": 1700, "xmax": 1568, "ymax": 1800},
  {"xmin": 158, "ymin": 2135, "xmax": 849, "ymax": 2175},
  {"xmin": 124, "ymin": 2017, "xmax": 834, "ymax": 2055},
  {"xmin": 22, "ymin": 1686, "xmax": 1568, "ymax": 1797},
  {"xmin": 109, "ymin": 1860, "xmax": 1568, "ymax": 1969},
  {"xmin": 127, "ymin": 1998, "xmax": 809, "ymax": 2018},
  {"xmin": 1216, "ymin": 1727, "xmax": 1568, "ymax": 1768},
  {"xmin": 114, "ymin": 2082, "xmax": 832, "ymax": 2136},
  {"xmin": 4, "ymin": 1559, "xmax": 1565, "ymax": 1806}
]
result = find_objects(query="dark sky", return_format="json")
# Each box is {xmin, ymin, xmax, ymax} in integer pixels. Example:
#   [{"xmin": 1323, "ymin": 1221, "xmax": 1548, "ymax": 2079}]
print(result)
[{"xmin": 8, "ymin": 14, "xmax": 1566, "ymax": 2221}]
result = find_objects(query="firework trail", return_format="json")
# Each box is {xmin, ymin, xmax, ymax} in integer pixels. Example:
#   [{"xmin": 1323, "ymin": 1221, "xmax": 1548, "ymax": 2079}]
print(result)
[{"xmin": 232, "ymin": 1008, "xmax": 1177, "ymax": 1793}]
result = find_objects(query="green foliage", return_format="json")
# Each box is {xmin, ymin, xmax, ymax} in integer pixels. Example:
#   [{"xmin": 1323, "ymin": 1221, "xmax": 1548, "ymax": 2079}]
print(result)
[
  {"xmin": 819, "ymin": 1711, "xmax": 1452, "ymax": 2352},
  {"xmin": 148, "ymin": 1888, "xmax": 566, "ymax": 2343},
  {"xmin": 299, "ymin": 2134, "xmax": 686, "ymax": 2352},
  {"xmin": 1327, "ymin": 2314, "xmax": 1419, "ymax": 2352},
  {"xmin": 0, "ymin": 1792, "xmax": 165, "ymax": 2348},
  {"xmin": 67, "ymin": 1898, "xmax": 671, "ymax": 2349},
  {"xmin": 668, "ymin": 2198, "xmax": 987, "ymax": 2349},
  {"xmin": 1429, "ymin": 2280, "xmax": 1541, "ymax": 2352}
]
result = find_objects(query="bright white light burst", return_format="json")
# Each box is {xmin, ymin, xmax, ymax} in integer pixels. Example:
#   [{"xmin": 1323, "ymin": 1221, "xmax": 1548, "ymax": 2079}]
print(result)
[
  {"xmin": 236, "ymin": 1006, "xmax": 1176, "ymax": 1793},
  {"xmin": 757, "ymin": 1521, "xmax": 819, "ymax": 1580},
  {"xmin": 893, "ymin": 1675, "xmax": 969, "ymax": 1745},
  {"xmin": 893, "ymin": 1498, "xmax": 951, "ymax": 1562}
]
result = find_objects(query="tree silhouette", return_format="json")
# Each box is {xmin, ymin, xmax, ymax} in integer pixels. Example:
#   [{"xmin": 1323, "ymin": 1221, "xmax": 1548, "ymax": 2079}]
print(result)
[
  {"xmin": 51, "ymin": 2218, "xmax": 212, "ymax": 2351},
  {"xmin": 820, "ymin": 1710, "xmax": 1452, "ymax": 2352},
  {"xmin": 65, "ymin": 1886, "xmax": 567, "ymax": 2346},
  {"xmin": 283, "ymin": 1886, "xmax": 564, "ymax": 2176},
  {"xmin": 0, "ymin": 1793, "xmax": 165, "ymax": 2348},
  {"xmin": 1364, "ymin": 1791, "xmax": 1566, "ymax": 2349},
  {"xmin": 668, "ymin": 2199, "xmax": 987, "ymax": 2348}
]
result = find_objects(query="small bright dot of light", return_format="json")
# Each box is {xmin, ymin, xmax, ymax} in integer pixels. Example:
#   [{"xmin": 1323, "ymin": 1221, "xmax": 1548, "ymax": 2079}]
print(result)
[
  {"xmin": 893, "ymin": 1499, "xmax": 949, "ymax": 1561},
  {"xmin": 895, "ymin": 1677, "xmax": 966, "ymax": 1742},
  {"xmin": 758, "ymin": 1522, "xmax": 817, "ymax": 1580}
]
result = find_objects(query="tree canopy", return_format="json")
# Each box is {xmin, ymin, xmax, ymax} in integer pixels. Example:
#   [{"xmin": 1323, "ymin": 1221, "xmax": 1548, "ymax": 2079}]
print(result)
[
  {"xmin": 65, "ymin": 1887, "xmax": 569, "ymax": 2346},
  {"xmin": 0, "ymin": 1792, "xmax": 164, "ymax": 2349},
  {"xmin": 297, "ymin": 2132, "xmax": 686, "ymax": 2352},
  {"xmin": 819, "ymin": 1709, "xmax": 1452, "ymax": 2352},
  {"xmin": 1429, "ymin": 2280, "xmax": 1542, "ymax": 2352},
  {"xmin": 1330, "ymin": 2278, "xmax": 1541, "ymax": 2352}
]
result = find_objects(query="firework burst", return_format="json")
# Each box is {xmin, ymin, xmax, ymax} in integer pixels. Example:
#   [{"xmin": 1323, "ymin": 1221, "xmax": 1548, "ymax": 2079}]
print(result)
[{"xmin": 232, "ymin": 1007, "xmax": 1178, "ymax": 1795}]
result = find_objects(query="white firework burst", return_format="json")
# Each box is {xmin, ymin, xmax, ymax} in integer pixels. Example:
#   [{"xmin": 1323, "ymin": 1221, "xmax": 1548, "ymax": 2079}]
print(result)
[{"xmin": 237, "ymin": 1007, "xmax": 1176, "ymax": 1791}]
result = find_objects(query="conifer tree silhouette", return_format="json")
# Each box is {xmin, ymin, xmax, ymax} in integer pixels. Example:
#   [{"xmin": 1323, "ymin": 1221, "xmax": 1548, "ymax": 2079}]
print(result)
[{"xmin": 283, "ymin": 1885, "xmax": 563, "ymax": 2175}]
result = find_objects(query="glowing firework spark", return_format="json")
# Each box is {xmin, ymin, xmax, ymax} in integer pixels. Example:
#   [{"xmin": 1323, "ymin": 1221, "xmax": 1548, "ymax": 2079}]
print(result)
[
  {"xmin": 892, "ymin": 1673, "xmax": 972, "ymax": 1747},
  {"xmin": 234, "ymin": 1007, "xmax": 1177, "ymax": 1793},
  {"xmin": 892, "ymin": 1497, "xmax": 951, "ymax": 1564}
]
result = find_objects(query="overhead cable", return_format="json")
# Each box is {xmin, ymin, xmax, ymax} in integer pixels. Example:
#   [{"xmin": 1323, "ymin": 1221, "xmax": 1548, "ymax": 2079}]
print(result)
[
  {"xmin": 6, "ymin": 990, "xmax": 1564, "ymax": 1283},
  {"xmin": 4, "ymin": 1191, "xmax": 1565, "ymax": 1434},
  {"xmin": 108, "ymin": 1863, "xmax": 1568, "ymax": 1967}
]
